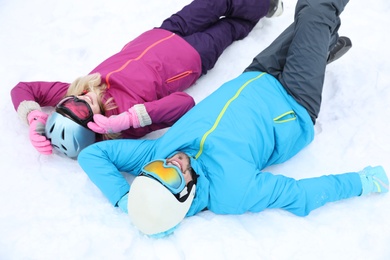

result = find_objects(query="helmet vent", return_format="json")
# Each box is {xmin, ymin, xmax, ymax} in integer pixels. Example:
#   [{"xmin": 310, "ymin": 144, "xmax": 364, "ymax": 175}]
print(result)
[{"xmin": 44, "ymin": 111, "xmax": 95, "ymax": 158}]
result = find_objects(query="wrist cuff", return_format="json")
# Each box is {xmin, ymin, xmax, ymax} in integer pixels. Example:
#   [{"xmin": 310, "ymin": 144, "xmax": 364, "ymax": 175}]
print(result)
[
  {"xmin": 133, "ymin": 104, "xmax": 152, "ymax": 127},
  {"xmin": 17, "ymin": 100, "xmax": 42, "ymax": 125},
  {"xmin": 117, "ymin": 193, "xmax": 129, "ymax": 214}
]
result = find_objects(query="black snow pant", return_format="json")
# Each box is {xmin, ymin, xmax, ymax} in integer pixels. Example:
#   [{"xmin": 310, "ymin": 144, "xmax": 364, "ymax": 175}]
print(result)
[{"xmin": 245, "ymin": 0, "xmax": 349, "ymax": 123}]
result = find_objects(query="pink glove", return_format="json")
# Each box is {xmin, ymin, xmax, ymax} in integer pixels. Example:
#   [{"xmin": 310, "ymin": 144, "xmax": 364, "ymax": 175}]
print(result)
[
  {"xmin": 87, "ymin": 108, "xmax": 141, "ymax": 134},
  {"xmin": 27, "ymin": 110, "xmax": 52, "ymax": 155}
]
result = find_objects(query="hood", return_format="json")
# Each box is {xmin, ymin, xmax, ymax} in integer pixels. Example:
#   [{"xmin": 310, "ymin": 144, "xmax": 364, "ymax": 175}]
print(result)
[{"xmin": 186, "ymin": 156, "xmax": 209, "ymax": 216}]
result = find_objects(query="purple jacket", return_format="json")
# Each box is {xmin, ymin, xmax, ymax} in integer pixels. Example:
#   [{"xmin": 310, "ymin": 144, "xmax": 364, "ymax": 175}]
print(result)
[{"xmin": 11, "ymin": 28, "xmax": 202, "ymax": 138}]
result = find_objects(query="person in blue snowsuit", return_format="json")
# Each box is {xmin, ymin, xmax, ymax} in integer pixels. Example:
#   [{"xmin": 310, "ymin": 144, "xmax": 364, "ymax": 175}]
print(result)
[{"xmin": 78, "ymin": 0, "xmax": 389, "ymax": 237}]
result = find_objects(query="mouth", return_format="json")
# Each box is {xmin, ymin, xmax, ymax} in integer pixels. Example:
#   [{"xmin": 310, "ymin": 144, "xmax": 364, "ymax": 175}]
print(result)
[
  {"xmin": 80, "ymin": 93, "xmax": 93, "ymax": 105},
  {"xmin": 85, "ymin": 94, "xmax": 93, "ymax": 105},
  {"xmin": 167, "ymin": 160, "xmax": 182, "ymax": 172}
]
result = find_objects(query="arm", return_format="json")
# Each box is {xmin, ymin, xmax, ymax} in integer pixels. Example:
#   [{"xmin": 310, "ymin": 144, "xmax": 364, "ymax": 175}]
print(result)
[
  {"xmin": 11, "ymin": 81, "xmax": 69, "ymax": 124},
  {"xmin": 11, "ymin": 81, "xmax": 70, "ymax": 110},
  {"xmin": 78, "ymin": 139, "xmax": 156, "ymax": 206},
  {"xmin": 88, "ymin": 91, "xmax": 195, "ymax": 134},
  {"xmin": 11, "ymin": 81, "xmax": 70, "ymax": 154},
  {"xmin": 143, "ymin": 91, "xmax": 195, "ymax": 125}
]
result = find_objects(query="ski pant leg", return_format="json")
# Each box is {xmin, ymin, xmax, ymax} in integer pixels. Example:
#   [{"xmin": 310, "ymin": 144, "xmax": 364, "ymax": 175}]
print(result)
[
  {"xmin": 252, "ymin": 171, "xmax": 362, "ymax": 216},
  {"xmin": 226, "ymin": 0, "xmax": 269, "ymax": 22},
  {"xmin": 245, "ymin": 0, "xmax": 349, "ymax": 123},
  {"xmin": 183, "ymin": 17, "xmax": 258, "ymax": 74},
  {"xmin": 244, "ymin": 23, "xmax": 295, "ymax": 79},
  {"xmin": 160, "ymin": 0, "xmax": 268, "ymax": 36}
]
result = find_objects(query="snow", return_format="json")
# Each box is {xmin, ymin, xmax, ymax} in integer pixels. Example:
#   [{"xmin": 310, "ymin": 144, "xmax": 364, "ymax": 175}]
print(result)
[{"xmin": 1, "ymin": 0, "xmax": 389, "ymax": 259}]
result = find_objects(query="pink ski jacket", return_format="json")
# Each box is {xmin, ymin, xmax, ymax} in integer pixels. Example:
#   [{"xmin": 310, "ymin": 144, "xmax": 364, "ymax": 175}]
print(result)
[{"xmin": 11, "ymin": 28, "xmax": 202, "ymax": 138}]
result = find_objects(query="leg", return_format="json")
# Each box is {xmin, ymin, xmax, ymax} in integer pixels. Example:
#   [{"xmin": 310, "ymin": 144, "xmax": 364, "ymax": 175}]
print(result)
[
  {"xmin": 245, "ymin": 23, "xmax": 295, "ymax": 79},
  {"xmin": 245, "ymin": 0, "xmax": 349, "ymax": 123},
  {"xmin": 254, "ymin": 172, "xmax": 362, "ymax": 216},
  {"xmin": 160, "ymin": 0, "xmax": 268, "ymax": 36},
  {"xmin": 244, "ymin": 21, "xmax": 340, "ymax": 79},
  {"xmin": 183, "ymin": 17, "xmax": 258, "ymax": 73}
]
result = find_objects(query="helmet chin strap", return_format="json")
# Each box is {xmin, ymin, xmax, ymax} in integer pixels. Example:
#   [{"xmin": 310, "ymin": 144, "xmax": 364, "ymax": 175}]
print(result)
[{"xmin": 176, "ymin": 181, "xmax": 196, "ymax": 203}]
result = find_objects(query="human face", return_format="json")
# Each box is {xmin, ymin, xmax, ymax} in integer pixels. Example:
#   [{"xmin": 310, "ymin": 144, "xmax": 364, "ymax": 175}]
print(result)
[
  {"xmin": 166, "ymin": 152, "xmax": 193, "ymax": 185},
  {"xmin": 76, "ymin": 92, "xmax": 101, "ymax": 115}
]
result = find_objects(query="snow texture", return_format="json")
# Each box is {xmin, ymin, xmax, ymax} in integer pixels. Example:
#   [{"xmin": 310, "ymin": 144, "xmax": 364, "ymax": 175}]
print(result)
[{"xmin": 1, "ymin": 0, "xmax": 389, "ymax": 259}]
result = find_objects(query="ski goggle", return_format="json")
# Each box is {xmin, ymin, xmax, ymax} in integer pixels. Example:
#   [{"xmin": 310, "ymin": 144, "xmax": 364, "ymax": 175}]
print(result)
[
  {"xmin": 141, "ymin": 159, "xmax": 185, "ymax": 195},
  {"xmin": 56, "ymin": 96, "xmax": 94, "ymax": 128}
]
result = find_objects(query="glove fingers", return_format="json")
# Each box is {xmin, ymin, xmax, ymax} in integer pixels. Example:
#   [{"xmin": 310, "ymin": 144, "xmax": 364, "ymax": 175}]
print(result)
[
  {"xmin": 93, "ymin": 114, "xmax": 109, "ymax": 125},
  {"xmin": 27, "ymin": 112, "xmax": 52, "ymax": 155},
  {"xmin": 88, "ymin": 113, "xmax": 129, "ymax": 134},
  {"xmin": 30, "ymin": 135, "xmax": 52, "ymax": 155},
  {"xmin": 30, "ymin": 133, "xmax": 48, "ymax": 142},
  {"xmin": 36, "ymin": 146, "xmax": 53, "ymax": 155},
  {"xmin": 32, "ymin": 139, "xmax": 51, "ymax": 148},
  {"xmin": 87, "ymin": 122, "xmax": 107, "ymax": 134},
  {"xmin": 88, "ymin": 114, "xmax": 110, "ymax": 134}
]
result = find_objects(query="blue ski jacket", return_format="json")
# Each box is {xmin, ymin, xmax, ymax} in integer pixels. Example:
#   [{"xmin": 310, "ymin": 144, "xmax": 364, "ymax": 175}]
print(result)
[{"xmin": 78, "ymin": 71, "xmax": 318, "ymax": 217}]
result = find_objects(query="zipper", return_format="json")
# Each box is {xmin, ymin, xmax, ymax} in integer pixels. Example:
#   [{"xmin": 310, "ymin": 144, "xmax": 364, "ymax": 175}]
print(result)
[
  {"xmin": 105, "ymin": 33, "xmax": 176, "ymax": 89},
  {"xmin": 195, "ymin": 73, "xmax": 266, "ymax": 159},
  {"xmin": 166, "ymin": 70, "xmax": 193, "ymax": 83},
  {"xmin": 273, "ymin": 110, "xmax": 296, "ymax": 123}
]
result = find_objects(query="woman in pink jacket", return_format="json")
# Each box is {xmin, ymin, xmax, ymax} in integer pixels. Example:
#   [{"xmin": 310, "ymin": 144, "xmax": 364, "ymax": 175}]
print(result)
[{"xmin": 10, "ymin": 0, "xmax": 283, "ymax": 158}]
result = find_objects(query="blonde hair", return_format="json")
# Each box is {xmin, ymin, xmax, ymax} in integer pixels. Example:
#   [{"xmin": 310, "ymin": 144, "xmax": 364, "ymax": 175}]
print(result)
[{"xmin": 66, "ymin": 73, "xmax": 120, "ymax": 140}]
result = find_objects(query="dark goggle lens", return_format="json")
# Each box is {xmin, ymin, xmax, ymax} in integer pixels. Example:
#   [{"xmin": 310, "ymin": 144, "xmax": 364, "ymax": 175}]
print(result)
[{"xmin": 56, "ymin": 96, "xmax": 93, "ymax": 127}]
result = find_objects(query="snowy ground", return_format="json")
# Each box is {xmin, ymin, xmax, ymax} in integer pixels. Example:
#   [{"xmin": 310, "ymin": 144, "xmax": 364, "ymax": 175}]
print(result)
[{"xmin": 1, "ymin": 0, "xmax": 389, "ymax": 259}]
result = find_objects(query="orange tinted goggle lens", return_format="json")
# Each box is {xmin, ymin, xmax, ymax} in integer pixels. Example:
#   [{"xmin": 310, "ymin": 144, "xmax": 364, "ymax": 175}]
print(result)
[{"xmin": 141, "ymin": 159, "xmax": 184, "ymax": 194}]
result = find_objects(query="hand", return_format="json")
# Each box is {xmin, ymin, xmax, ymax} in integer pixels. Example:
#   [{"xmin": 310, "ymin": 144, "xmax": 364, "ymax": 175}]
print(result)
[
  {"xmin": 87, "ymin": 108, "xmax": 140, "ymax": 134},
  {"xmin": 117, "ymin": 193, "xmax": 129, "ymax": 213},
  {"xmin": 27, "ymin": 110, "xmax": 52, "ymax": 155}
]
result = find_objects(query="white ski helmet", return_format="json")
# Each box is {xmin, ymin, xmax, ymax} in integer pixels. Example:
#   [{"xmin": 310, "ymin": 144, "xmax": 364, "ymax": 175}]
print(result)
[
  {"xmin": 128, "ymin": 175, "xmax": 196, "ymax": 236},
  {"xmin": 45, "ymin": 112, "xmax": 96, "ymax": 158}
]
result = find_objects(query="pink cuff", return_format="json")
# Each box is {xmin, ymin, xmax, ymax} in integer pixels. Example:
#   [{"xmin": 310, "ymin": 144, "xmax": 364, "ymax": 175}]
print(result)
[{"xmin": 128, "ymin": 107, "xmax": 141, "ymax": 128}]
